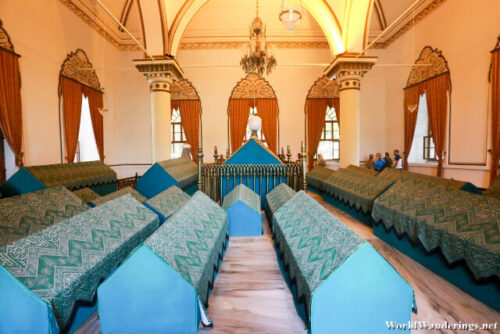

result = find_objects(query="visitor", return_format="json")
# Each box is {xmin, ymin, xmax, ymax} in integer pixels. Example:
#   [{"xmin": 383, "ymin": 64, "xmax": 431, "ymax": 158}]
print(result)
[
  {"xmin": 393, "ymin": 149, "xmax": 403, "ymax": 169},
  {"xmin": 316, "ymin": 153, "xmax": 326, "ymax": 167},
  {"xmin": 373, "ymin": 153, "xmax": 386, "ymax": 172},
  {"xmin": 384, "ymin": 152, "xmax": 393, "ymax": 169},
  {"xmin": 366, "ymin": 154, "xmax": 375, "ymax": 170}
]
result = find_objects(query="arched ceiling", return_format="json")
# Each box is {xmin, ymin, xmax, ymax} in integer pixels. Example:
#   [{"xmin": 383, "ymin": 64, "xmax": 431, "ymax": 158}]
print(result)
[{"xmin": 61, "ymin": 0, "xmax": 445, "ymax": 57}]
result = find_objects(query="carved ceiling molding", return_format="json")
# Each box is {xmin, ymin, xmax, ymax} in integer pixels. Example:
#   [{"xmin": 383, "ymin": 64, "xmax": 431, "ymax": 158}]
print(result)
[
  {"xmin": 0, "ymin": 20, "xmax": 14, "ymax": 52},
  {"xmin": 179, "ymin": 41, "xmax": 329, "ymax": 50},
  {"xmin": 230, "ymin": 73, "xmax": 276, "ymax": 99},
  {"xmin": 57, "ymin": 0, "xmax": 141, "ymax": 52},
  {"xmin": 60, "ymin": 49, "xmax": 101, "ymax": 91},
  {"xmin": 171, "ymin": 79, "xmax": 200, "ymax": 100},
  {"xmin": 307, "ymin": 76, "xmax": 339, "ymax": 99},
  {"xmin": 371, "ymin": 0, "xmax": 447, "ymax": 49},
  {"xmin": 406, "ymin": 46, "xmax": 449, "ymax": 87}
]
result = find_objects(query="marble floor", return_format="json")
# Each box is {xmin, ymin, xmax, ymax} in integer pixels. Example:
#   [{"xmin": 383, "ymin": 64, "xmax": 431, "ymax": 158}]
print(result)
[{"xmin": 76, "ymin": 192, "xmax": 500, "ymax": 334}]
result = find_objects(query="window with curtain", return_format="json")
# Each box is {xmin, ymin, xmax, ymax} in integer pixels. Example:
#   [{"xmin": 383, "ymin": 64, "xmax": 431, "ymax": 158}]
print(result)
[
  {"xmin": 316, "ymin": 106, "xmax": 339, "ymax": 160},
  {"xmin": 243, "ymin": 106, "xmax": 267, "ymax": 145},
  {"xmin": 408, "ymin": 93, "xmax": 437, "ymax": 164},
  {"xmin": 171, "ymin": 108, "xmax": 187, "ymax": 158},
  {"xmin": 74, "ymin": 95, "xmax": 100, "ymax": 162},
  {"xmin": 1, "ymin": 129, "xmax": 16, "ymax": 181}
]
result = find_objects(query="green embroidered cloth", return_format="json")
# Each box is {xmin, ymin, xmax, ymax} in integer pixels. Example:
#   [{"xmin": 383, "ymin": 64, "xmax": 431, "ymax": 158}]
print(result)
[
  {"xmin": 144, "ymin": 191, "xmax": 228, "ymax": 305},
  {"xmin": 73, "ymin": 187, "xmax": 101, "ymax": 203},
  {"xmin": 484, "ymin": 177, "xmax": 500, "ymax": 201},
  {"xmin": 345, "ymin": 164, "xmax": 378, "ymax": 176},
  {"xmin": 91, "ymin": 186, "xmax": 146, "ymax": 206},
  {"xmin": 372, "ymin": 177, "xmax": 500, "ymax": 280},
  {"xmin": 306, "ymin": 166, "xmax": 335, "ymax": 191},
  {"xmin": 157, "ymin": 158, "xmax": 198, "ymax": 189},
  {"xmin": 145, "ymin": 185, "xmax": 190, "ymax": 220},
  {"xmin": 222, "ymin": 184, "xmax": 260, "ymax": 213},
  {"xmin": 377, "ymin": 168, "xmax": 468, "ymax": 190},
  {"xmin": 0, "ymin": 194, "xmax": 159, "ymax": 330},
  {"xmin": 272, "ymin": 191, "xmax": 365, "ymax": 316},
  {"xmin": 377, "ymin": 168, "xmax": 407, "ymax": 182},
  {"xmin": 0, "ymin": 186, "xmax": 89, "ymax": 247},
  {"xmin": 323, "ymin": 169, "xmax": 393, "ymax": 214},
  {"xmin": 265, "ymin": 183, "xmax": 296, "ymax": 217},
  {"xmin": 26, "ymin": 160, "xmax": 117, "ymax": 190}
]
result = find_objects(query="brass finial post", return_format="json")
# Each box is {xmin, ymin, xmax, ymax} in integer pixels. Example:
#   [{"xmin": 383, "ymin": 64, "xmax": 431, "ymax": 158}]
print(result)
[
  {"xmin": 213, "ymin": 145, "xmax": 218, "ymax": 164},
  {"xmin": 301, "ymin": 141, "xmax": 307, "ymax": 191}
]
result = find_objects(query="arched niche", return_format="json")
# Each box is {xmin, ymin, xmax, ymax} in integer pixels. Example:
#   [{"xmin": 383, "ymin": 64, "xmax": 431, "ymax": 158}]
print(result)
[
  {"xmin": 227, "ymin": 73, "xmax": 279, "ymax": 154},
  {"xmin": 59, "ymin": 49, "xmax": 102, "ymax": 92},
  {"xmin": 171, "ymin": 78, "xmax": 201, "ymax": 102},
  {"xmin": 306, "ymin": 76, "xmax": 339, "ymax": 99}
]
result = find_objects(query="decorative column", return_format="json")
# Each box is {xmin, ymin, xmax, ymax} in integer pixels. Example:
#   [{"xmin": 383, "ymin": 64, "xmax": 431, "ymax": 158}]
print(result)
[
  {"xmin": 134, "ymin": 57, "xmax": 183, "ymax": 163},
  {"xmin": 325, "ymin": 55, "xmax": 377, "ymax": 168}
]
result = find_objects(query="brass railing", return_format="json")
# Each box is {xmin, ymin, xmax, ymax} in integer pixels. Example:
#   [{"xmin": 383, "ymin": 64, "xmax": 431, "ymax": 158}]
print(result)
[{"xmin": 201, "ymin": 163, "xmax": 304, "ymax": 203}]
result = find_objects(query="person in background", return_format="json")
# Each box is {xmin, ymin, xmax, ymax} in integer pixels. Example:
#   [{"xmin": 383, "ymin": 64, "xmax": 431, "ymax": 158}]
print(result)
[
  {"xmin": 218, "ymin": 154, "xmax": 226, "ymax": 164},
  {"xmin": 366, "ymin": 154, "xmax": 375, "ymax": 170},
  {"xmin": 393, "ymin": 149, "xmax": 403, "ymax": 169},
  {"xmin": 373, "ymin": 153, "xmax": 386, "ymax": 172},
  {"xmin": 316, "ymin": 153, "xmax": 326, "ymax": 167},
  {"xmin": 384, "ymin": 152, "xmax": 393, "ymax": 169}
]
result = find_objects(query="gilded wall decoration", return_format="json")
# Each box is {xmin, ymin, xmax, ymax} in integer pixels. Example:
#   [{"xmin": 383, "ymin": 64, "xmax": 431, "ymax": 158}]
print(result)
[
  {"xmin": 406, "ymin": 46, "xmax": 449, "ymax": 87},
  {"xmin": 307, "ymin": 76, "xmax": 339, "ymax": 99},
  {"xmin": 60, "ymin": 49, "xmax": 101, "ymax": 91},
  {"xmin": 179, "ymin": 41, "xmax": 329, "ymax": 50},
  {"xmin": 0, "ymin": 20, "xmax": 14, "ymax": 52},
  {"xmin": 230, "ymin": 73, "xmax": 276, "ymax": 99},
  {"xmin": 171, "ymin": 79, "xmax": 200, "ymax": 100}
]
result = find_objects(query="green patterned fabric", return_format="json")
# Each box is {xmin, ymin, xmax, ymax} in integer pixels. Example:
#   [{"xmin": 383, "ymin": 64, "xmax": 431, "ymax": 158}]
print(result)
[
  {"xmin": 372, "ymin": 177, "xmax": 500, "ymax": 280},
  {"xmin": 377, "ymin": 168, "xmax": 407, "ymax": 182},
  {"xmin": 484, "ymin": 177, "xmax": 500, "ymax": 201},
  {"xmin": 157, "ymin": 158, "xmax": 198, "ymax": 189},
  {"xmin": 145, "ymin": 186, "xmax": 190, "ymax": 219},
  {"xmin": 306, "ymin": 166, "xmax": 335, "ymax": 191},
  {"xmin": 72, "ymin": 187, "xmax": 101, "ymax": 203},
  {"xmin": 0, "ymin": 186, "xmax": 89, "ymax": 247},
  {"xmin": 272, "ymin": 191, "xmax": 365, "ymax": 317},
  {"xmin": 323, "ymin": 169, "xmax": 393, "ymax": 214},
  {"xmin": 222, "ymin": 184, "xmax": 260, "ymax": 213},
  {"xmin": 144, "ymin": 191, "xmax": 228, "ymax": 305},
  {"xmin": 265, "ymin": 183, "xmax": 296, "ymax": 217},
  {"xmin": 345, "ymin": 164, "xmax": 378, "ymax": 176},
  {"xmin": 377, "ymin": 168, "xmax": 469, "ymax": 190},
  {"xmin": 91, "ymin": 186, "xmax": 146, "ymax": 206},
  {"xmin": 25, "ymin": 160, "xmax": 117, "ymax": 190},
  {"xmin": 0, "ymin": 194, "xmax": 159, "ymax": 330}
]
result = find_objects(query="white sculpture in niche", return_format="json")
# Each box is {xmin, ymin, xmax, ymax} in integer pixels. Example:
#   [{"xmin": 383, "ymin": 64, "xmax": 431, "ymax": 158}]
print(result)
[{"xmin": 249, "ymin": 116, "xmax": 262, "ymax": 138}]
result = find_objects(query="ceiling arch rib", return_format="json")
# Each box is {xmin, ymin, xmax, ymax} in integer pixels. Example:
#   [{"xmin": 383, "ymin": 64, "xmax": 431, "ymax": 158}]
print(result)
[
  {"xmin": 165, "ymin": 0, "xmax": 344, "ymax": 58},
  {"xmin": 138, "ymin": 0, "xmax": 167, "ymax": 56},
  {"xmin": 342, "ymin": 0, "xmax": 375, "ymax": 52}
]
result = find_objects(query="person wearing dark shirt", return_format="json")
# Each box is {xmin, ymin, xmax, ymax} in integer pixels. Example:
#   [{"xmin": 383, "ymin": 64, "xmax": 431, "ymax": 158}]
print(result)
[
  {"xmin": 393, "ymin": 149, "xmax": 403, "ymax": 169},
  {"xmin": 384, "ymin": 152, "xmax": 393, "ymax": 168}
]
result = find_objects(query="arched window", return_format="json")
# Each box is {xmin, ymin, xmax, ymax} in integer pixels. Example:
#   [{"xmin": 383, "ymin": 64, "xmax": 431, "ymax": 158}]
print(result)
[
  {"xmin": 171, "ymin": 107, "xmax": 187, "ymax": 158},
  {"xmin": 317, "ymin": 106, "xmax": 339, "ymax": 160},
  {"xmin": 305, "ymin": 76, "xmax": 340, "ymax": 169},
  {"xmin": 59, "ymin": 49, "xmax": 104, "ymax": 163},
  {"xmin": 228, "ymin": 74, "xmax": 278, "ymax": 154},
  {"xmin": 0, "ymin": 21, "xmax": 23, "ymax": 181}
]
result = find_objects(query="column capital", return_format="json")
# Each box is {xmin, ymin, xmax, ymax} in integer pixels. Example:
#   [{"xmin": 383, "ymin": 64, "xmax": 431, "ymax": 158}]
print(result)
[
  {"xmin": 134, "ymin": 56, "xmax": 184, "ymax": 92},
  {"xmin": 324, "ymin": 54, "xmax": 377, "ymax": 91}
]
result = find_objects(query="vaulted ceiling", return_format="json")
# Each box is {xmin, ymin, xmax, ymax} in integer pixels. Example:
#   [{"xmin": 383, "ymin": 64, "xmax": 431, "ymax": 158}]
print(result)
[{"xmin": 62, "ymin": 0, "xmax": 444, "ymax": 57}]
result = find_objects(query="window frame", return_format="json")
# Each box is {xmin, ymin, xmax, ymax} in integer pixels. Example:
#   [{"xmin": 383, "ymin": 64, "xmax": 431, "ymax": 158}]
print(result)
[
  {"xmin": 317, "ymin": 106, "xmax": 340, "ymax": 161},
  {"xmin": 423, "ymin": 130, "xmax": 437, "ymax": 161}
]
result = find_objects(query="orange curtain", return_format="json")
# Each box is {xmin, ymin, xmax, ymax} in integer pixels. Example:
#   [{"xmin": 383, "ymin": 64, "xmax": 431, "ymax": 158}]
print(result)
[
  {"xmin": 82, "ymin": 86, "xmax": 104, "ymax": 161},
  {"xmin": 425, "ymin": 73, "xmax": 450, "ymax": 177},
  {"xmin": 0, "ymin": 49, "xmax": 23, "ymax": 166},
  {"xmin": 256, "ymin": 98, "xmax": 278, "ymax": 153},
  {"xmin": 61, "ymin": 76, "xmax": 83, "ymax": 162},
  {"xmin": 332, "ymin": 97, "xmax": 340, "ymax": 124},
  {"xmin": 306, "ymin": 98, "xmax": 329, "ymax": 170},
  {"xmin": 490, "ymin": 48, "xmax": 500, "ymax": 184},
  {"xmin": 403, "ymin": 84, "xmax": 424, "ymax": 170},
  {"xmin": 173, "ymin": 99, "xmax": 201, "ymax": 163},
  {"xmin": 229, "ymin": 99, "xmax": 251, "ymax": 153}
]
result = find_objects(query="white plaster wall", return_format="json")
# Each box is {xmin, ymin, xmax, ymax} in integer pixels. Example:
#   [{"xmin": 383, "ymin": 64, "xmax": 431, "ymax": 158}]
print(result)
[{"xmin": 375, "ymin": 0, "xmax": 500, "ymax": 187}]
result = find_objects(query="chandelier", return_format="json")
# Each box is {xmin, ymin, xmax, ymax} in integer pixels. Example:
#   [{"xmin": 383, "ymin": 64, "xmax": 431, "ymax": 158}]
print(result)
[
  {"xmin": 240, "ymin": 0, "xmax": 277, "ymax": 76},
  {"xmin": 279, "ymin": 0, "xmax": 302, "ymax": 32}
]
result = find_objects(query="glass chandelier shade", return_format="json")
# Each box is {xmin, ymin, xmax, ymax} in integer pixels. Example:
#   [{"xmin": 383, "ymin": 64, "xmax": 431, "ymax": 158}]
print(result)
[{"xmin": 279, "ymin": 0, "xmax": 302, "ymax": 32}]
